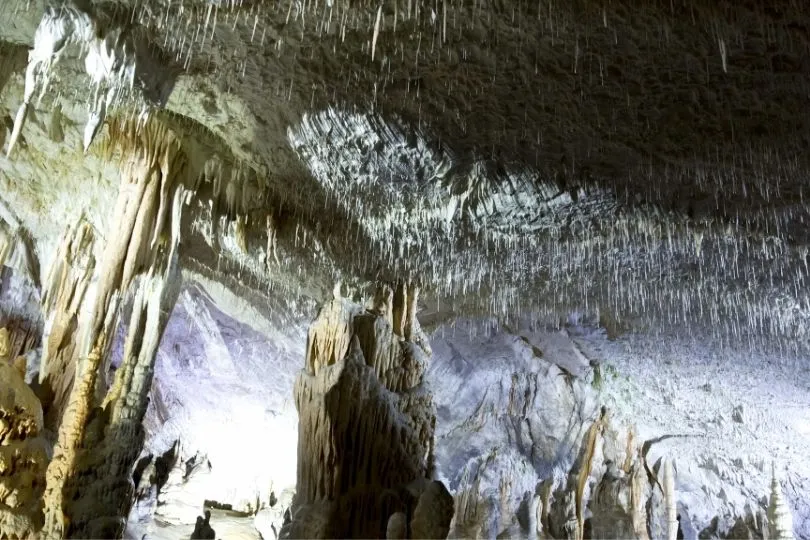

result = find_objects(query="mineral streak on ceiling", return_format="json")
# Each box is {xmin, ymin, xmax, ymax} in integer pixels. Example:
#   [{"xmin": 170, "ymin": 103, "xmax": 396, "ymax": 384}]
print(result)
[{"xmin": 1, "ymin": 0, "xmax": 810, "ymax": 351}]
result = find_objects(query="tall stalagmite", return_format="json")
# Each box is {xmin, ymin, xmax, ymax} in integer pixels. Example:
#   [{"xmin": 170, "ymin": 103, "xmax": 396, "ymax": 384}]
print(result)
[
  {"xmin": 284, "ymin": 283, "xmax": 453, "ymax": 538},
  {"xmin": 40, "ymin": 118, "xmax": 189, "ymax": 539}
]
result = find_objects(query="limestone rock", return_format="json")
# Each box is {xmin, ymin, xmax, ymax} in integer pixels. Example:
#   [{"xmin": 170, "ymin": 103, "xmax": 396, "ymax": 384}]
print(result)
[
  {"xmin": 190, "ymin": 510, "xmax": 216, "ymax": 539},
  {"xmin": 286, "ymin": 285, "xmax": 450, "ymax": 538},
  {"xmin": 387, "ymin": 512, "xmax": 408, "ymax": 539},
  {"xmin": 0, "ymin": 362, "xmax": 48, "ymax": 538},
  {"xmin": 589, "ymin": 460, "xmax": 635, "ymax": 539},
  {"xmin": 410, "ymin": 480, "xmax": 454, "ymax": 539},
  {"xmin": 254, "ymin": 488, "xmax": 295, "ymax": 540}
]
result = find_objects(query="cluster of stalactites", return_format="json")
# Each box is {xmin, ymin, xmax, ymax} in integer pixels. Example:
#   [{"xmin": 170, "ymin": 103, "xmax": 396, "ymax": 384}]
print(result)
[
  {"xmin": 61, "ymin": 218, "xmax": 184, "ymax": 539},
  {"xmin": 37, "ymin": 221, "xmax": 96, "ymax": 431},
  {"xmin": 37, "ymin": 117, "xmax": 189, "ymax": 539},
  {"xmin": 6, "ymin": 1, "xmax": 178, "ymax": 157}
]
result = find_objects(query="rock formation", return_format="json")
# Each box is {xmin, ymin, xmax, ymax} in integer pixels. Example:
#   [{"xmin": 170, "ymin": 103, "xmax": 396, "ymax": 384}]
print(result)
[
  {"xmin": 283, "ymin": 283, "xmax": 453, "ymax": 538},
  {"xmin": 37, "ymin": 222, "xmax": 95, "ymax": 432},
  {"xmin": 0, "ymin": 352, "xmax": 48, "ymax": 537},
  {"xmin": 769, "ymin": 465, "xmax": 795, "ymax": 540},
  {"xmin": 33, "ymin": 117, "xmax": 190, "ymax": 539},
  {"xmin": 0, "ymin": 0, "xmax": 809, "ymax": 537}
]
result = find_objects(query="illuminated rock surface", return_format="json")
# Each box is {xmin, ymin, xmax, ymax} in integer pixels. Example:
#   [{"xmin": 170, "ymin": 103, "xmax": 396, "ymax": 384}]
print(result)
[{"xmin": 0, "ymin": 0, "xmax": 808, "ymax": 537}]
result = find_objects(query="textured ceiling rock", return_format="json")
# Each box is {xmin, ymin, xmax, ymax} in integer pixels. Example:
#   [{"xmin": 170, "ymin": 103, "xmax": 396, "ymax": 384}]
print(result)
[{"xmin": 2, "ymin": 0, "xmax": 810, "ymax": 353}]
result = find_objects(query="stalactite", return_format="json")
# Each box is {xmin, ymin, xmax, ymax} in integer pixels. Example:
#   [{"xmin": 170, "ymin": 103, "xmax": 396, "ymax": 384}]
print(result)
[
  {"xmin": 234, "ymin": 214, "xmax": 249, "ymax": 253},
  {"xmin": 285, "ymin": 285, "xmax": 452, "ymax": 538},
  {"xmin": 38, "ymin": 221, "xmax": 96, "ymax": 432},
  {"xmin": 6, "ymin": 3, "xmax": 179, "ymax": 157},
  {"xmin": 266, "ymin": 213, "xmax": 279, "ymax": 268},
  {"xmin": 63, "ymin": 198, "xmax": 184, "ymax": 538},
  {"xmin": 0, "ymin": 224, "xmax": 40, "ymax": 287},
  {"xmin": 40, "ymin": 117, "xmax": 189, "ymax": 539}
]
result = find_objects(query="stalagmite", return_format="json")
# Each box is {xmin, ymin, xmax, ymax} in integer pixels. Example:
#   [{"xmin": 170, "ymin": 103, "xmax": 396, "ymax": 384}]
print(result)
[
  {"xmin": 386, "ymin": 512, "xmax": 408, "ymax": 539},
  {"xmin": 284, "ymin": 282, "xmax": 452, "ymax": 538},
  {"xmin": 663, "ymin": 459, "xmax": 677, "ymax": 540},
  {"xmin": 450, "ymin": 460, "xmax": 488, "ymax": 537},
  {"xmin": 589, "ymin": 460, "xmax": 635, "ymax": 539},
  {"xmin": 410, "ymin": 480, "xmax": 455, "ymax": 538},
  {"xmin": 629, "ymin": 458, "xmax": 651, "ymax": 540},
  {"xmin": 768, "ymin": 465, "xmax": 795, "ymax": 540},
  {"xmin": 40, "ymin": 118, "xmax": 189, "ymax": 539},
  {"xmin": 0, "ymin": 358, "xmax": 49, "ymax": 538},
  {"xmin": 548, "ymin": 407, "xmax": 607, "ymax": 539}
]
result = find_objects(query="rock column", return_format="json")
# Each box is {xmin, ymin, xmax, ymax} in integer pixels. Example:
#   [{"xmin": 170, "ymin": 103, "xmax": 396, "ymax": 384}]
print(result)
[
  {"xmin": 40, "ymin": 119, "xmax": 188, "ymax": 539},
  {"xmin": 284, "ymin": 283, "xmax": 453, "ymax": 538},
  {"xmin": 37, "ymin": 222, "xmax": 96, "ymax": 432}
]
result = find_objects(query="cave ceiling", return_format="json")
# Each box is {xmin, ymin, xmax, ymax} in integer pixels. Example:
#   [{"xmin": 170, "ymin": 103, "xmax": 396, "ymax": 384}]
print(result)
[{"xmin": 1, "ymin": 0, "xmax": 810, "ymax": 351}]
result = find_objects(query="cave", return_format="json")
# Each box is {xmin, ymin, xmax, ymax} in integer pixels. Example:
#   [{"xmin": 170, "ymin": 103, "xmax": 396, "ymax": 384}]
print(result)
[{"xmin": 0, "ymin": 0, "xmax": 808, "ymax": 538}]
